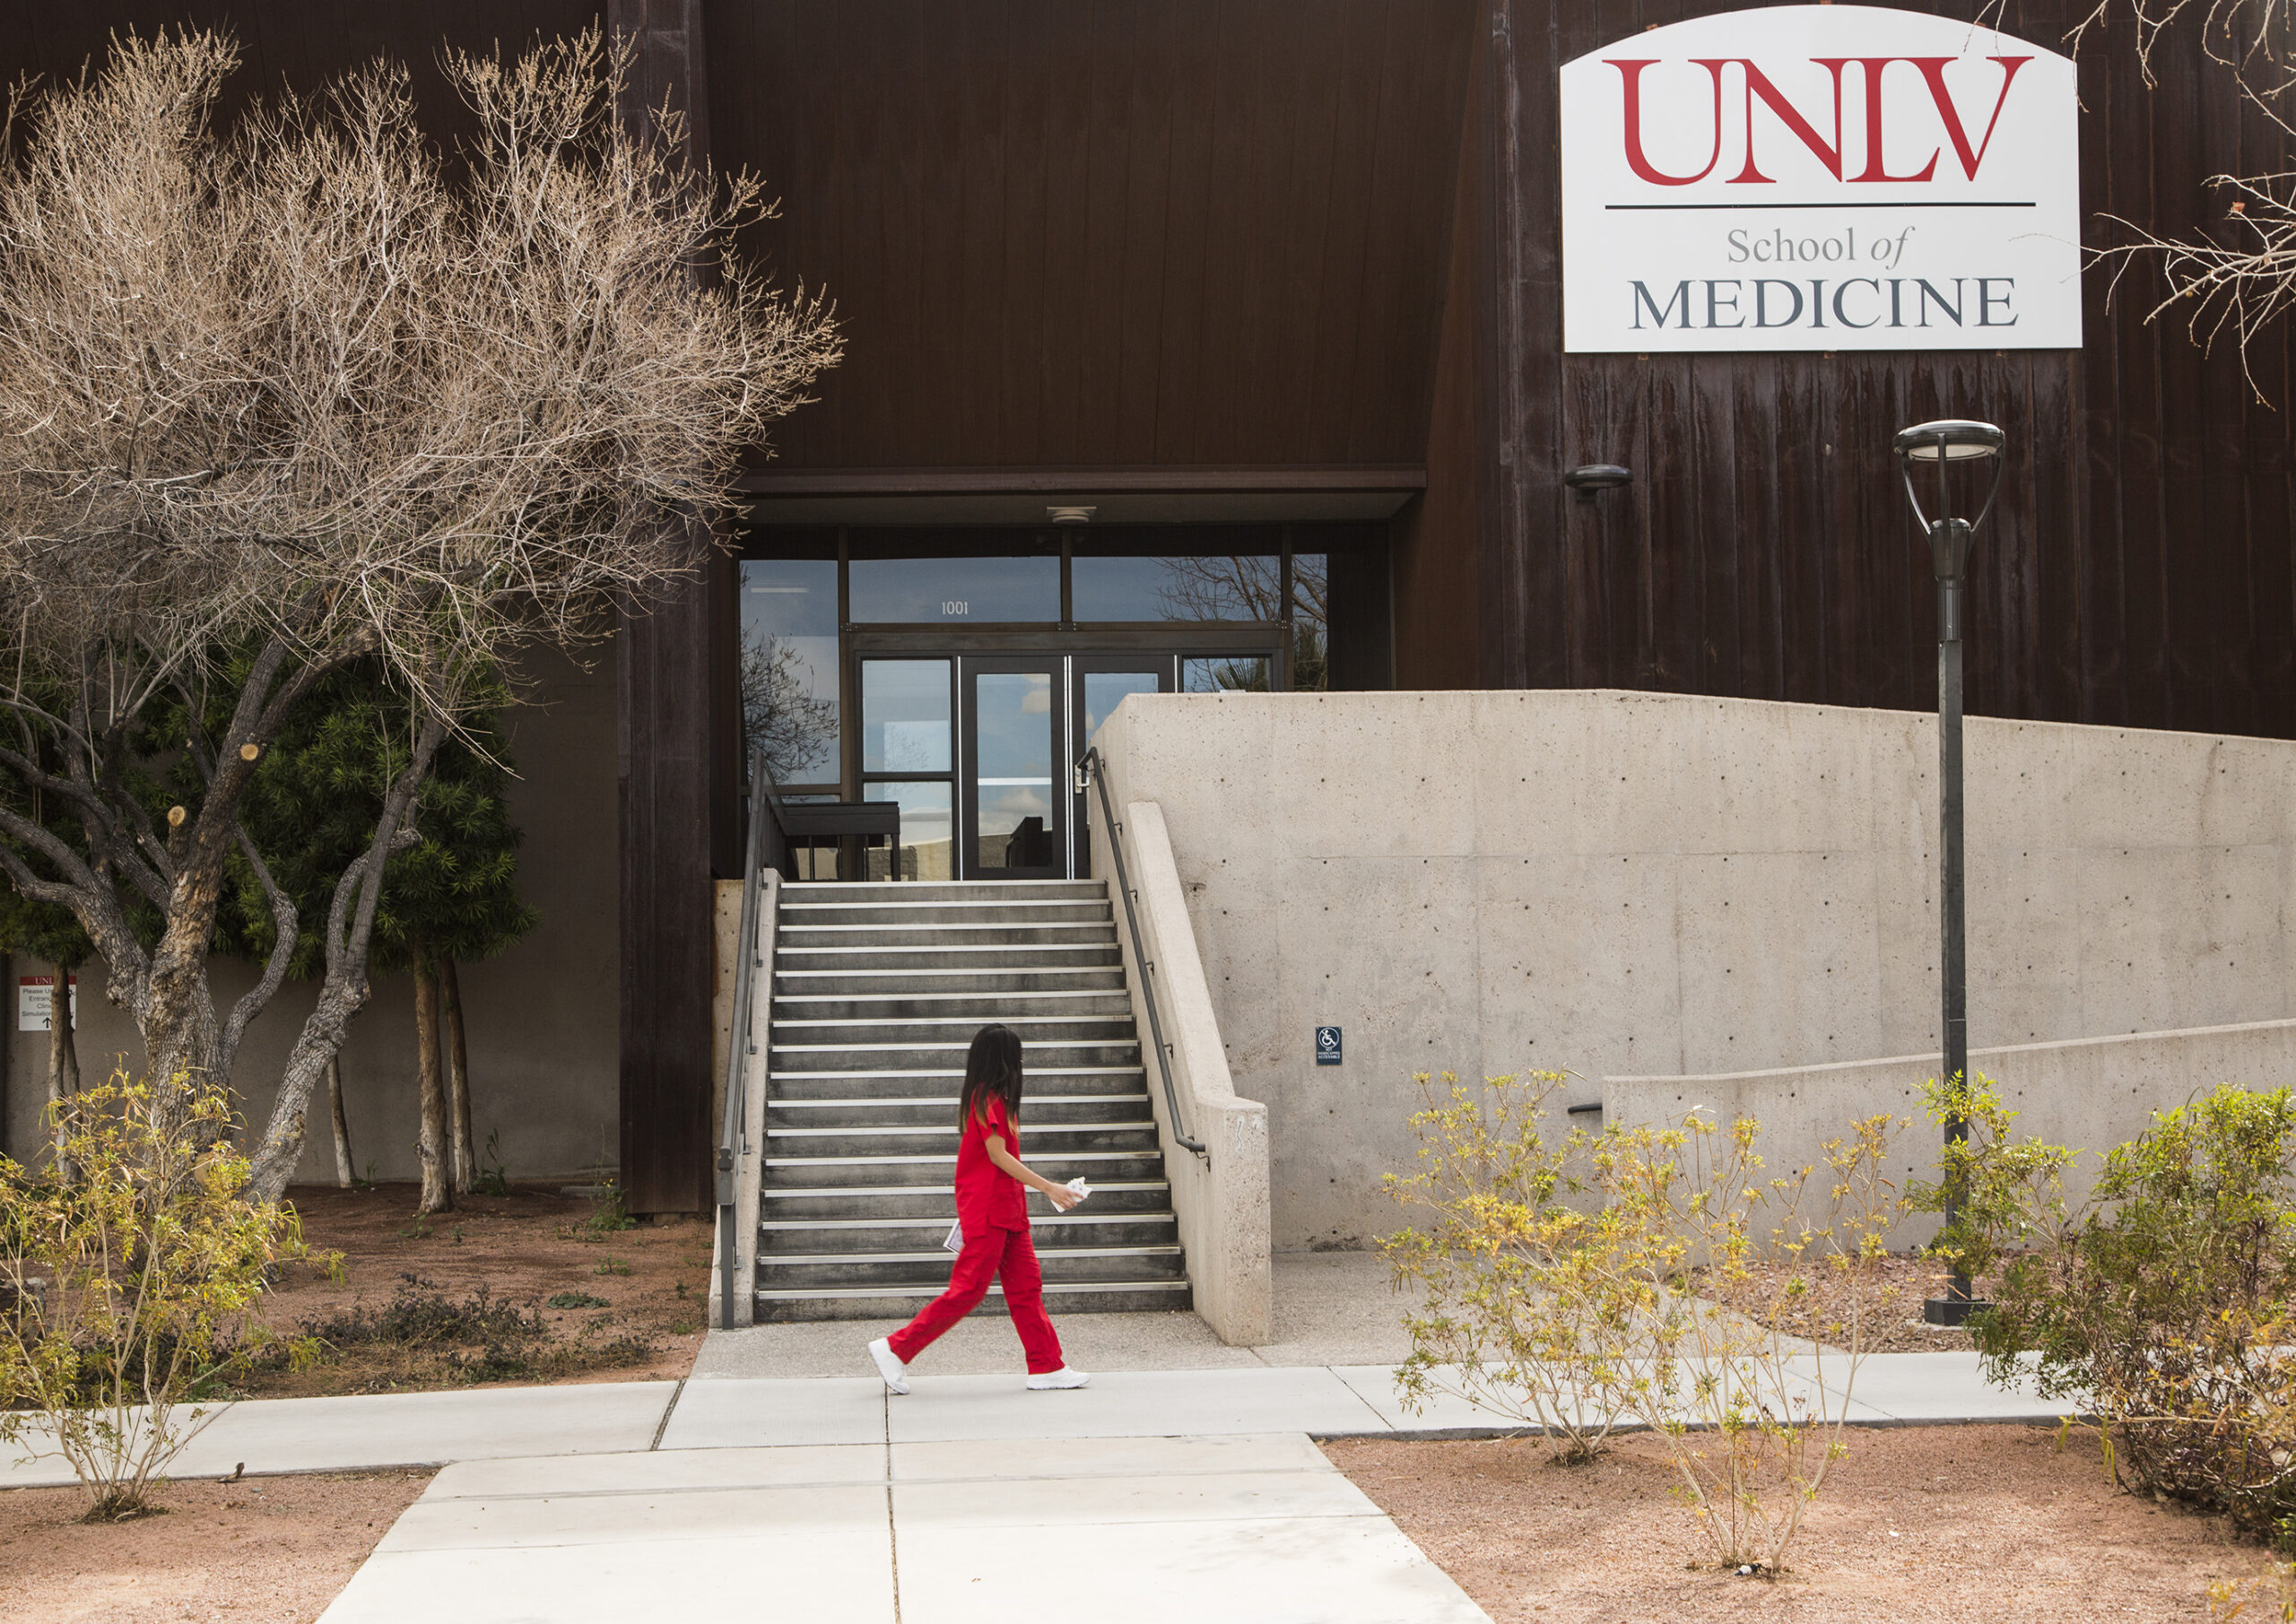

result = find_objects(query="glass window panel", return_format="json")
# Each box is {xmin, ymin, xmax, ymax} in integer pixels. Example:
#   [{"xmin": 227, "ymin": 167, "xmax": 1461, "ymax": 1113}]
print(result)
[
  {"xmin": 1083, "ymin": 672, "xmax": 1161, "ymax": 740},
  {"xmin": 1182, "ymin": 656, "xmax": 1272, "ymax": 694},
  {"xmin": 739, "ymin": 559, "xmax": 840, "ymax": 783},
  {"xmin": 1070, "ymin": 553, "xmax": 1282, "ymax": 622},
  {"xmin": 864, "ymin": 781, "xmax": 953, "ymax": 881},
  {"xmin": 1292, "ymin": 551, "xmax": 1329, "ymax": 693},
  {"xmin": 862, "ymin": 660, "xmax": 952, "ymax": 773},
  {"xmin": 848, "ymin": 556, "xmax": 1058, "ymax": 623},
  {"xmin": 973, "ymin": 671, "xmax": 1056, "ymax": 870}
]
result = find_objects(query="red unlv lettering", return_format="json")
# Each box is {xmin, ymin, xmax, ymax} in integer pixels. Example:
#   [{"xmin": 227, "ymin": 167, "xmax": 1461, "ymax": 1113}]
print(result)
[{"xmin": 1605, "ymin": 54, "xmax": 2033, "ymax": 185}]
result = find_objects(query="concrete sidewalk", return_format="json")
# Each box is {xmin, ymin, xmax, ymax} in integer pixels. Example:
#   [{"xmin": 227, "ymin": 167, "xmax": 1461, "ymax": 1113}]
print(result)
[
  {"xmin": 317, "ymin": 1433, "xmax": 1493, "ymax": 1624},
  {"xmin": 2, "ymin": 1351, "xmax": 2071, "ymax": 1489}
]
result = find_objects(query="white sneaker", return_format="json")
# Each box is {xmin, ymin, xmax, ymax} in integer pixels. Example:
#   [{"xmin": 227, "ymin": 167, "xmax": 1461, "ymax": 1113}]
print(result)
[
  {"xmin": 868, "ymin": 1337, "xmax": 909, "ymax": 1395},
  {"xmin": 1026, "ymin": 1367, "xmax": 1091, "ymax": 1391}
]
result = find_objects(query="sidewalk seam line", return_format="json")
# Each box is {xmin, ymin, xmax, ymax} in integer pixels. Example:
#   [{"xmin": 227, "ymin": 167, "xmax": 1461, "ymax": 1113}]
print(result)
[
  {"xmin": 885, "ymin": 1392, "xmax": 902, "ymax": 1624},
  {"xmin": 1329, "ymin": 1365, "xmax": 1398, "ymax": 1433},
  {"xmin": 651, "ymin": 1378, "xmax": 686, "ymax": 1451}
]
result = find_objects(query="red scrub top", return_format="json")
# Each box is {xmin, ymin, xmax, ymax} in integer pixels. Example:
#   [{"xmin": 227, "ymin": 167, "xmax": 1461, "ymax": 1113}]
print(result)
[{"xmin": 954, "ymin": 1094, "xmax": 1028, "ymax": 1232}]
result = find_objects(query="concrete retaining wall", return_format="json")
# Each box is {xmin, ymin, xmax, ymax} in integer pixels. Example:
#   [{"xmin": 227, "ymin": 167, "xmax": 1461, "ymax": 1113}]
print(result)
[
  {"xmin": 1089, "ymin": 688, "xmax": 2296, "ymax": 1249},
  {"xmin": 1605, "ymin": 1018, "xmax": 2296, "ymax": 1244}
]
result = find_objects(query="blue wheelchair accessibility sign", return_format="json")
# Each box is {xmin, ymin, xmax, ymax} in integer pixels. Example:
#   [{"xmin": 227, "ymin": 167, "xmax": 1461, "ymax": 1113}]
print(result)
[{"xmin": 1315, "ymin": 1026, "xmax": 1343, "ymax": 1065}]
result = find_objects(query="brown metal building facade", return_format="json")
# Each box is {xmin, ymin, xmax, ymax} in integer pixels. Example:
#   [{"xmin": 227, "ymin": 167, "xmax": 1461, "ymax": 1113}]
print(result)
[{"xmin": 8, "ymin": 2, "xmax": 2292, "ymax": 1210}]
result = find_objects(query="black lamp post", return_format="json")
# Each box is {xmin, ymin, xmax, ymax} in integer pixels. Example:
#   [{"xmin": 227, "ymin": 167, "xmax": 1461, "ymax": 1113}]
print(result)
[{"xmin": 1893, "ymin": 418, "xmax": 2005, "ymax": 1329}]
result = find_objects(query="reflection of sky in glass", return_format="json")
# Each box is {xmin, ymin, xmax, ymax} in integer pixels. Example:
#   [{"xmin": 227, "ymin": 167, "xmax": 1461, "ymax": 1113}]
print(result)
[
  {"xmin": 1083, "ymin": 672, "xmax": 1160, "ymax": 738},
  {"xmin": 862, "ymin": 661, "xmax": 952, "ymax": 772},
  {"xmin": 973, "ymin": 672, "xmax": 1053, "ymax": 837},
  {"xmin": 1070, "ymin": 555, "xmax": 1278, "ymax": 622},
  {"xmin": 849, "ymin": 556, "xmax": 1058, "ymax": 622},
  {"xmin": 741, "ymin": 559, "xmax": 839, "ymax": 782}
]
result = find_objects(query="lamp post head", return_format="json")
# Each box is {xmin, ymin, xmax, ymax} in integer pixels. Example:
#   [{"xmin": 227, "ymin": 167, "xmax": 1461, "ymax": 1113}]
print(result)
[
  {"xmin": 1563, "ymin": 464, "xmax": 1633, "ymax": 503},
  {"xmin": 1894, "ymin": 420, "xmax": 2005, "ymax": 463},
  {"xmin": 1894, "ymin": 419, "xmax": 2007, "ymax": 593}
]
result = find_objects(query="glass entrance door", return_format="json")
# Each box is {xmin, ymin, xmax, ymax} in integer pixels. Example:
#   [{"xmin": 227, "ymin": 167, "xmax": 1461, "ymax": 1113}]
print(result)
[
  {"xmin": 1070, "ymin": 657, "xmax": 1174, "ymax": 878},
  {"xmin": 963, "ymin": 660, "xmax": 1062, "ymax": 879}
]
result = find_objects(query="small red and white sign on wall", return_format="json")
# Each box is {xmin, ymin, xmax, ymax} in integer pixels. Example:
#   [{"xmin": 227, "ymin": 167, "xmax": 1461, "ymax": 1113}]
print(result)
[
  {"xmin": 19, "ymin": 975, "xmax": 78, "ymax": 1032},
  {"xmin": 1561, "ymin": 5, "xmax": 2081, "ymax": 352}
]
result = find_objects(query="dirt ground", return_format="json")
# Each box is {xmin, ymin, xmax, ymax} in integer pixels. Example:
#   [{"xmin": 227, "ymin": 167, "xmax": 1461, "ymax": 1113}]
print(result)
[
  {"xmin": 1701, "ymin": 1254, "xmax": 1979, "ymax": 1355},
  {"xmin": 243, "ymin": 1183, "xmax": 708, "ymax": 1396},
  {"xmin": 0, "ymin": 1471, "xmax": 430, "ymax": 1624},
  {"xmin": 1326, "ymin": 1425, "xmax": 2272, "ymax": 1621}
]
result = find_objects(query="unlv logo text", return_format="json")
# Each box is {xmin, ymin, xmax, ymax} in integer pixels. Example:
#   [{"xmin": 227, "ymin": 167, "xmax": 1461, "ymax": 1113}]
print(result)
[{"xmin": 1606, "ymin": 56, "xmax": 2031, "ymax": 186}]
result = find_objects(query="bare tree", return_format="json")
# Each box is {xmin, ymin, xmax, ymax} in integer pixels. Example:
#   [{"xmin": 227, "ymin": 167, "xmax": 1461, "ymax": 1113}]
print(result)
[
  {"xmin": 0, "ymin": 29, "xmax": 838, "ymax": 1198},
  {"xmin": 740, "ymin": 630, "xmax": 839, "ymax": 783},
  {"xmin": 2068, "ymin": 1, "xmax": 2296, "ymax": 386}
]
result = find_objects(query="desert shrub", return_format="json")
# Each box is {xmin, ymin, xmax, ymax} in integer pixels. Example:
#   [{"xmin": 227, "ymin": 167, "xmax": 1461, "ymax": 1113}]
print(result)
[
  {"xmin": 296, "ymin": 1273, "xmax": 653, "ymax": 1385},
  {"xmin": 1926, "ymin": 1079, "xmax": 2296, "ymax": 1544},
  {"xmin": 1384, "ymin": 1071, "xmax": 1907, "ymax": 1570},
  {"xmin": 0, "ymin": 1073, "xmax": 326, "ymax": 1519},
  {"xmin": 1383, "ymin": 1072, "xmax": 1634, "ymax": 1462}
]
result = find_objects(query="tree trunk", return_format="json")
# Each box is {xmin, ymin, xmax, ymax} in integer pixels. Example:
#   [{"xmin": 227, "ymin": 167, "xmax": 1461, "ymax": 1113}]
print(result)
[
  {"xmin": 442, "ymin": 958, "xmax": 473, "ymax": 1195},
  {"xmin": 413, "ymin": 955, "xmax": 451, "ymax": 1214},
  {"xmin": 244, "ymin": 712, "xmax": 447, "ymax": 1205},
  {"xmin": 47, "ymin": 961, "xmax": 79, "ymax": 1165},
  {"xmin": 328, "ymin": 1054, "xmax": 354, "ymax": 1188}
]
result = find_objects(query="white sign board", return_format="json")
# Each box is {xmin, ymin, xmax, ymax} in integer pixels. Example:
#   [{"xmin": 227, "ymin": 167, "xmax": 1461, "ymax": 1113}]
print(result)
[
  {"xmin": 18, "ymin": 975, "xmax": 78, "ymax": 1033},
  {"xmin": 1560, "ymin": 5, "xmax": 2081, "ymax": 352}
]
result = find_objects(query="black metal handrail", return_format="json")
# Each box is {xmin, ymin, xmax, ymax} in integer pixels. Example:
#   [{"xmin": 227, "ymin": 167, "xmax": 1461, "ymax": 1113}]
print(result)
[
  {"xmin": 1076, "ymin": 745, "xmax": 1206, "ymax": 1160},
  {"xmin": 716, "ymin": 743, "xmax": 773, "ymax": 1329}
]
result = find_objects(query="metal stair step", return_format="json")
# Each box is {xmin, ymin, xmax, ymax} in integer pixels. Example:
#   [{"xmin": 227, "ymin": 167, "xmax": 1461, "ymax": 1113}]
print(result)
[
  {"xmin": 758, "ymin": 1212, "xmax": 1176, "ymax": 1252},
  {"xmin": 762, "ymin": 1149, "xmax": 1168, "ymax": 1188},
  {"xmin": 770, "ymin": 1016, "xmax": 1139, "ymax": 1046},
  {"xmin": 778, "ymin": 922, "xmax": 1118, "ymax": 947},
  {"xmin": 783, "ymin": 881, "xmax": 1103, "ymax": 908},
  {"xmin": 753, "ymin": 1279, "xmax": 1192, "ymax": 1323},
  {"xmin": 768, "ymin": 1070, "xmax": 1149, "ymax": 1103},
  {"xmin": 765, "ymin": 1093, "xmax": 1150, "ymax": 1127},
  {"xmin": 757, "ymin": 1244, "xmax": 1187, "ymax": 1290},
  {"xmin": 772, "ymin": 991, "xmax": 1136, "ymax": 1022},
  {"xmin": 765, "ymin": 1123, "xmax": 1161, "ymax": 1158},
  {"xmin": 759, "ymin": 1180, "xmax": 1173, "ymax": 1219},
  {"xmin": 769, "ymin": 1041, "xmax": 1144, "ymax": 1073},
  {"xmin": 778, "ymin": 946, "xmax": 1124, "ymax": 974},
  {"xmin": 775, "ymin": 968, "xmax": 1126, "ymax": 995}
]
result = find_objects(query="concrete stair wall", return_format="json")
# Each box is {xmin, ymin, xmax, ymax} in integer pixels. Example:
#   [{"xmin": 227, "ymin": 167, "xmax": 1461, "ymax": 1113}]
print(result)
[{"xmin": 754, "ymin": 880, "xmax": 1193, "ymax": 1323}]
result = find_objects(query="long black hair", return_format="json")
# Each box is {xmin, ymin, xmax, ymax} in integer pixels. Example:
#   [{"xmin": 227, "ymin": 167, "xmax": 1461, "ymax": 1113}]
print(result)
[{"xmin": 960, "ymin": 1023, "xmax": 1025, "ymax": 1127}]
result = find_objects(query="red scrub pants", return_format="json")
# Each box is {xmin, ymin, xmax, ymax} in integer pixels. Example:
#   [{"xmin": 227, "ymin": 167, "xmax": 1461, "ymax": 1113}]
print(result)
[{"xmin": 887, "ymin": 1222, "xmax": 1065, "ymax": 1375}]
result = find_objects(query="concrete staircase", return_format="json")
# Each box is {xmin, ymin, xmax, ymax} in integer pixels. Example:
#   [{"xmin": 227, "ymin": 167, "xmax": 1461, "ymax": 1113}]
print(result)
[{"xmin": 754, "ymin": 879, "xmax": 1192, "ymax": 1323}]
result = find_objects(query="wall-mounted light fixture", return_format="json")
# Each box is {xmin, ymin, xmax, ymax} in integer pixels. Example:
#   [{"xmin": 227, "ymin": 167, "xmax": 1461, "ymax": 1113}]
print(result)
[{"xmin": 1562, "ymin": 465, "xmax": 1632, "ymax": 503}]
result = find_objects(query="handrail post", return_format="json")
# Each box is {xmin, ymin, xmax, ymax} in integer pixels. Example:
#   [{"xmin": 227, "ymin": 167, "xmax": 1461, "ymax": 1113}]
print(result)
[{"xmin": 1078, "ymin": 746, "xmax": 1206, "ymax": 1159}]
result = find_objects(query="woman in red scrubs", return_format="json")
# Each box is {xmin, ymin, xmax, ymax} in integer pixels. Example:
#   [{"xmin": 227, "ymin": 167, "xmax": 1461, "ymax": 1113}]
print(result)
[{"xmin": 869, "ymin": 1023, "xmax": 1091, "ymax": 1392}]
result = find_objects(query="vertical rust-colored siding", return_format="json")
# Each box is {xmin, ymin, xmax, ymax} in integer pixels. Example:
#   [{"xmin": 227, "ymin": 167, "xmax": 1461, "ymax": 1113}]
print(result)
[{"xmin": 1414, "ymin": 0, "xmax": 2296, "ymax": 728}]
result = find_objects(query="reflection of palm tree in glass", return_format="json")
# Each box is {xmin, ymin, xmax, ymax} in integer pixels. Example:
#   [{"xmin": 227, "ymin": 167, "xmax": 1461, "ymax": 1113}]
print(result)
[
  {"xmin": 741, "ymin": 630, "xmax": 839, "ymax": 783},
  {"xmin": 1152, "ymin": 554, "xmax": 1327, "ymax": 690}
]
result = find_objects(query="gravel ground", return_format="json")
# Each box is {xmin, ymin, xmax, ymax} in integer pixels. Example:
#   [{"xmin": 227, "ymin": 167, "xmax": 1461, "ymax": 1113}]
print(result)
[
  {"xmin": 1326, "ymin": 1426, "xmax": 2265, "ymax": 1621},
  {"xmin": 1702, "ymin": 1254, "xmax": 1981, "ymax": 1355},
  {"xmin": 0, "ymin": 1471, "xmax": 430, "ymax": 1623}
]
